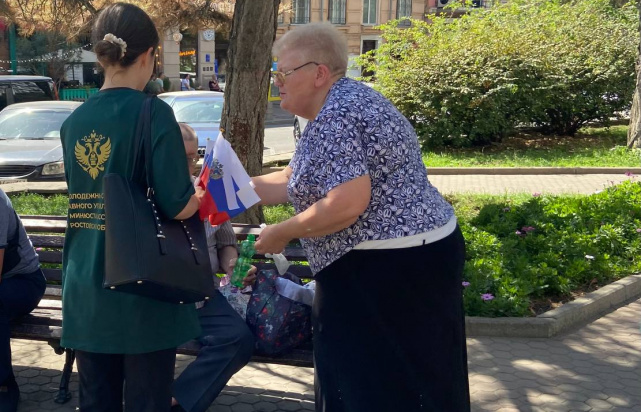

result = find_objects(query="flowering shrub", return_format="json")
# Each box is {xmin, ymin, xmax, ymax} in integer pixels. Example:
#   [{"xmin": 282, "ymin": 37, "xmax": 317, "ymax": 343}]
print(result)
[{"xmin": 456, "ymin": 180, "xmax": 641, "ymax": 317}]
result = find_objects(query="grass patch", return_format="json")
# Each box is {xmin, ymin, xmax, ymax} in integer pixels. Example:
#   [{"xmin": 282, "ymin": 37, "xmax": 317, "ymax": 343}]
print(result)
[
  {"xmin": 264, "ymin": 204, "xmax": 296, "ymax": 225},
  {"xmin": 423, "ymin": 125, "xmax": 641, "ymax": 168},
  {"xmin": 9, "ymin": 193, "xmax": 68, "ymax": 215}
]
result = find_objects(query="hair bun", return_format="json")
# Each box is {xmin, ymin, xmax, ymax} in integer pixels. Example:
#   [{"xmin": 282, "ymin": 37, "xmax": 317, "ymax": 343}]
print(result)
[{"xmin": 103, "ymin": 33, "xmax": 127, "ymax": 59}]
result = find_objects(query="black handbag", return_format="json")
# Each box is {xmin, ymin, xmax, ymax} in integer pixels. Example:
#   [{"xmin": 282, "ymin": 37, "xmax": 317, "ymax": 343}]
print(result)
[{"xmin": 103, "ymin": 96, "xmax": 216, "ymax": 304}]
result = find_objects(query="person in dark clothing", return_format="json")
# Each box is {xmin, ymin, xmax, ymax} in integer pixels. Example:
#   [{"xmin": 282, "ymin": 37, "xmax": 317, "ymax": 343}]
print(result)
[{"xmin": 0, "ymin": 188, "xmax": 46, "ymax": 412}]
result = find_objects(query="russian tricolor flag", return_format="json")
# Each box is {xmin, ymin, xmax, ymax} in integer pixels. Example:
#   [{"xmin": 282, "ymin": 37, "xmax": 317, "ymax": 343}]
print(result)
[{"xmin": 197, "ymin": 133, "xmax": 261, "ymax": 225}]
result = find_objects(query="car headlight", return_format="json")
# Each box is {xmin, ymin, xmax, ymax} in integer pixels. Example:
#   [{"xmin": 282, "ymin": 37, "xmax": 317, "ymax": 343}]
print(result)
[{"xmin": 41, "ymin": 161, "xmax": 65, "ymax": 176}]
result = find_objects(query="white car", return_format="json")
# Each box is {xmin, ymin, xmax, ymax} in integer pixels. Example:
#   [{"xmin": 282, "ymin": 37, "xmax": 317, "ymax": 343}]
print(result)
[
  {"xmin": 158, "ymin": 91, "xmax": 224, "ymax": 154},
  {"xmin": 0, "ymin": 101, "xmax": 82, "ymax": 181}
]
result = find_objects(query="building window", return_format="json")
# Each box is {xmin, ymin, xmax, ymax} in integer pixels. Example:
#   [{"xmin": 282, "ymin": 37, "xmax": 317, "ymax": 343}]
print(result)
[
  {"xmin": 329, "ymin": 0, "xmax": 346, "ymax": 24},
  {"xmin": 363, "ymin": 0, "xmax": 377, "ymax": 24},
  {"xmin": 292, "ymin": 0, "xmax": 311, "ymax": 24},
  {"xmin": 396, "ymin": 0, "xmax": 412, "ymax": 19},
  {"xmin": 278, "ymin": 11, "xmax": 284, "ymax": 24}
]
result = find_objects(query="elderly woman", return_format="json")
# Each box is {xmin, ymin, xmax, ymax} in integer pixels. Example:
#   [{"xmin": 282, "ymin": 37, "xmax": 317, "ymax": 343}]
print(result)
[{"xmin": 252, "ymin": 23, "xmax": 469, "ymax": 412}]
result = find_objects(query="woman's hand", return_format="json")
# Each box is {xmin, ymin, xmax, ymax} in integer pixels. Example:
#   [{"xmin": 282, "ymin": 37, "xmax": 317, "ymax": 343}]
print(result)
[
  {"xmin": 255, "ymin": 224, "xmax": 290, "ymax": 255},
  {"xmin": 194, "ymin": 185, "xmax": 205, "ymax": 203}
]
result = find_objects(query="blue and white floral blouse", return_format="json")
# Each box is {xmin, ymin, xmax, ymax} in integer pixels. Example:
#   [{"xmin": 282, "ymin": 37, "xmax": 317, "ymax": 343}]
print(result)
[{"xmin": 287, "ymin": 77, "xmax": 455, "ymax": 274}]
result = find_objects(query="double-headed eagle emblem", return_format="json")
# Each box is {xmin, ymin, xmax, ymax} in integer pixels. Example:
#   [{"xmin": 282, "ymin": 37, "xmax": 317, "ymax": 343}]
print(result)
[
  {"xmin": 209, "ymin": 158, "xmax": 224, "ymax": 180},
  {"xmin": 74, "ymin": 131, "xmax": 111, "ymax": 180}
]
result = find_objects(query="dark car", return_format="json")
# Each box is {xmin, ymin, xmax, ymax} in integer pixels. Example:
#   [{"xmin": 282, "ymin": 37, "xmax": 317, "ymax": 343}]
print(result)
[
  {"xmin": 0, "ymin": 101, "xmax": 82, "ymax": 181},
  {"xmin": 0, "ymin": 75, "xmax": 57, "ymax": 112}
]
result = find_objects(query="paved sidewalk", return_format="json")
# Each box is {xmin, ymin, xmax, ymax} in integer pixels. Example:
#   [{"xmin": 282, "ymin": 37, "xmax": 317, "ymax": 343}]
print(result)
[
  {"xmin": 10, "ymin": 297, "xmax": 640, "ymax": 411},
  {"xmin": 3, "ymin": 173, "xmax": 638, "ymax": 197},
  {"xmin": 429, "ymin": 173, "xmax": 638, "ymax": 195}
]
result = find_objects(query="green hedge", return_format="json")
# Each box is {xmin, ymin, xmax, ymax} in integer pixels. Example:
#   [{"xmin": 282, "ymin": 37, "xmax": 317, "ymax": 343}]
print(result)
[{"xmin": 361, "ymin": 0, "xmax": 638, "ymax": 147}]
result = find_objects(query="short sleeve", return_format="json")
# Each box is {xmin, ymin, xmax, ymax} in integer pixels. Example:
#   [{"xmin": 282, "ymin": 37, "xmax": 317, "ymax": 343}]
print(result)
[
  {"xmin": 0, "ymin": 191, "xmax": 13, "ymax": 248},
  {"xmin": 320, "ymin": 107, "xmax": 369, "ymax": 193},
  {"xmin": 214, "ymin": 221, "xmax": 237, "ymax": 249},
  {"xmin": 149, "ymin": 100, "xmax": 195, "ymax": 219}
]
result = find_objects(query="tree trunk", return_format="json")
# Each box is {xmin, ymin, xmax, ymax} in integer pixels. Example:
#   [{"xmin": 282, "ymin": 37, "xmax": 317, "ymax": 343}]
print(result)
[
  {"xmin": 627, "ymin": 0, "xmax": 641, "ymax": 149},
  {"xmin": 221, "ymin": 0, "xmax": 280, "ymax": 224}
]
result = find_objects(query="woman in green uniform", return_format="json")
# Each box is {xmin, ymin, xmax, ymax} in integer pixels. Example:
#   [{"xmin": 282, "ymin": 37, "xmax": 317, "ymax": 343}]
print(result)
[{"xmin": 59, "ymin": 4, "xmax": 203, "ymax": 411}]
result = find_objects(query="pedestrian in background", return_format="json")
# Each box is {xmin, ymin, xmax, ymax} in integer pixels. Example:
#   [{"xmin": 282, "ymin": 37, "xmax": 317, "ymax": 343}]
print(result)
[{"xmin": 208, "ymin": 75, "xmax": 222, "ymax": 92}]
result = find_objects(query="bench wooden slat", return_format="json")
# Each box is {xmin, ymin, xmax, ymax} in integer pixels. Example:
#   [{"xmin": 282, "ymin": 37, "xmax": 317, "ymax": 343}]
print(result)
[
  {"xmin": 38, "ymin": 250, "xmax": 62, "ymax": 264},
  {"xmin": 21, "ymin": 218, "xmax": 67, "ymax": 233},
  {"xmin": 30, "ymin": 235, "xmax": 65, "ymax": 248},
  {"xmin": 43, "ymin": 270, "xmax": 63, "ymax": 283},
  {"xmin": 20, "ymin": 215, "xmax": 68, "ymax": 221},
  {"xmin": 20, "ymin": 217, "xmax": 304, "ymax": 244},
  {"xmin": 255, "ymin": 262, "xmax": 313, "ymax": 280}
]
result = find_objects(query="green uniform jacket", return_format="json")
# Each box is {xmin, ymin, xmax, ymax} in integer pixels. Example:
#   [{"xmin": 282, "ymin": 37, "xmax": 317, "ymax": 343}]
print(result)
[{"xmin": 60, "ymin": 88, "xmax": 201, "ymax": 354}]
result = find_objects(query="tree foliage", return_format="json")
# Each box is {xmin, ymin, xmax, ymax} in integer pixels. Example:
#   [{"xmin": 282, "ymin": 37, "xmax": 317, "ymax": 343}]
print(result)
[
  {"xmin": 361, "ymin": 0, "xmax": 638, "ymax": 148},
  {"xmin": 0, "ymin": 0, "xmax": 234, "ymax": 38},
  {"xmin": 15, "ymin": 31, "xmax": 82, "ymax": 81}
]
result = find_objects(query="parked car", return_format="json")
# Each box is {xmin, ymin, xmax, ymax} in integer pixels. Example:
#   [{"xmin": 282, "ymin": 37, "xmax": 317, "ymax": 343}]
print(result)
[
  {"xmin": 293, "ymin": 115, "xmax": 309, "ymax": 143},
  {"xmin": 0, "ymin": 75, "xmax": 57, "ymax": 111},
  {"xmin": 0, "ymin": 101, "xmax": 81, "ymax": 181},
  {"xmin": 158, "ymin": 91, "xmax": 224, "ymax": 155}
]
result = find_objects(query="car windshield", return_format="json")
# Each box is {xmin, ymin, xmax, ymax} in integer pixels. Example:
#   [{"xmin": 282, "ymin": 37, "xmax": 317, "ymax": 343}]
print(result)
[
  {"xmin": 171, "ymin": 99, "xmax": 223, "ymax": 123},
  {"xmin": 0, "ymin": 109, "xmax": 72, "ymax": 140}
]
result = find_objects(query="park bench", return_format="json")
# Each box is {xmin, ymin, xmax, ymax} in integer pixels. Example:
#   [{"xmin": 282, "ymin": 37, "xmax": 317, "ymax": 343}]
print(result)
[{"xmin": 10, "ymin": 215, "xmax": 314, "ymax": 404}]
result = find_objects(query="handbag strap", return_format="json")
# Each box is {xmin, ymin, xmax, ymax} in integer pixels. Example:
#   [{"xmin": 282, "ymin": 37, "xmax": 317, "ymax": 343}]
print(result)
[
  {"xmin": 131, "ymin": 95, "xmax": 201, "ymax": 263},
  {"xmin": 132, "ymin": 96, "xmax": 154, "ymax": 186},
  {"xmin": 131, "ymin": 96, "xmax": 169, "ymax": 254}
]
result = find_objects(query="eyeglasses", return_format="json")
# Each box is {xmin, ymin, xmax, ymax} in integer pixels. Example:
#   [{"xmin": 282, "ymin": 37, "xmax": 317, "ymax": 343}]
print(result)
[
  {"xmin": 271, "ymin": 61, "xmax": 320, "ymax": 85},
  {"xmin": 186, "ymin": 155, "xmax": 200, "ymax": 165}
]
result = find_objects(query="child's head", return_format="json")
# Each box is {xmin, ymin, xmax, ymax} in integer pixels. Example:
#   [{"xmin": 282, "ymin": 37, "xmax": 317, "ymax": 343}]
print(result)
[
  {"xmin": 92, "ymin": 3, "xmax": 159, "ymax": 85},
  {"xmin": 179, "ymin": 123, "xmax": 199, "ymax": 175}
]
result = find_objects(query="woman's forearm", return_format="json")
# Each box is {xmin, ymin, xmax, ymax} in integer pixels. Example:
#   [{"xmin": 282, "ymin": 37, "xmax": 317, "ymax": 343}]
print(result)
[
  {"xmin": 277, "ymin": 175, "xmax": 371, "ymax": 240},
  {"xmin": 173, "ymin": 194, "xmax": 200, "ymax": 220},
  {"xmin": 252, "ymin": 167, "xmax": 292, "ymax": 205}
]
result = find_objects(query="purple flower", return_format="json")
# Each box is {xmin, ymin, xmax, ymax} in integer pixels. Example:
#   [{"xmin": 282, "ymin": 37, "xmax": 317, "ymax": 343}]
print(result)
[
  {"xmin": 462, "ymin": 281, "xmax": 471, "ymax": 287},
  {"xmin": 521, "ymin": 226, "xmax": 536, "ymax": 233},
  {"xmin": 625, "ymin": 171, "xmax": 636, "ymax": 177},
  {"xmin": 636, "ymin": 228, "xmax": 641, "ymax": 233},
  {"xmin": 35, "ymin": 247, "xmax": 43, "ymax": 251},
  {"xmin": 481, "ymin": 293, "xmax": 495, "ymax": 301},
  {"xmin": 515, "ymin": 230, "xmax": 523, "ymax": 235},
  {"xmin": 532, "ymin": 192, "xmax": 541, "ymax": 197}
]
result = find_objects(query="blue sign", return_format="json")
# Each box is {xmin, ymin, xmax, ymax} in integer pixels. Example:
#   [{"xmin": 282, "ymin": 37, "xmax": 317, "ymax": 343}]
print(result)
[
  {"xmin": 214, "ymin": 59, "xmax": 218, "ymax": 74},
  {"xmin": 205, "ymin": 54, "xmax": 211, "ymax": 63}
]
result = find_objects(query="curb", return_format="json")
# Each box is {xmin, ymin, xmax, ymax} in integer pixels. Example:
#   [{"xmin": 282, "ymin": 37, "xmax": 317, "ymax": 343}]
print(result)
[
  {"xmin": 427, "ymin": 167, "xmax": 641, "ymax": 175},
  {"xmin": 465, "ymin": 274, "xmax": 641, "ymax": 338},
  {"xmin": 0, "ymin": 182, "xmax": 68, "ymax": 194}
]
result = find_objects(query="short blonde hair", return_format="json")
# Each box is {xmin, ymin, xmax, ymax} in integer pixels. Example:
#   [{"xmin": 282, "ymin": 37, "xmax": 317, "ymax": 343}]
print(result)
[
  {"xmin": 273, "ymin": 23, "xmax": 348, "ymax": 76},
  {"xmin": 179, "ymin": 123, "xmax": 197, "ymax": 143}
]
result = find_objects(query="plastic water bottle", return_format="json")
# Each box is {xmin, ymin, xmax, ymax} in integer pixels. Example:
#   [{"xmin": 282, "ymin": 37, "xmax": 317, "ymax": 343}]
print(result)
[{"xmin": 231, "ymin": 234, "xmax": 256, "ymax": 287}]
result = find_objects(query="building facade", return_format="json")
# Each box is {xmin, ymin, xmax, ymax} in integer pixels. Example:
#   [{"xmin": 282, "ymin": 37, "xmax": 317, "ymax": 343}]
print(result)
[{"xmin": 276, "ymin": 0, "xmax": 426, "ymax": 76}]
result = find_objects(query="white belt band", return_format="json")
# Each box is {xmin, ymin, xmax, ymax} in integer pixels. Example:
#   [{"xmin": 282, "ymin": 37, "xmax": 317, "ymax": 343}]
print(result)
[{"xmin": 353, "ymin": 216, "xmax": 457, "ymax": 250}]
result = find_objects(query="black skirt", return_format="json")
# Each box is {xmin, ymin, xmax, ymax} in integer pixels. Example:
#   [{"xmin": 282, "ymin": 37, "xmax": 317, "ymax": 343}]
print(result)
[{"xmin": 312, "ymin": 226, "xmax": 470, "ymax": 412}]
